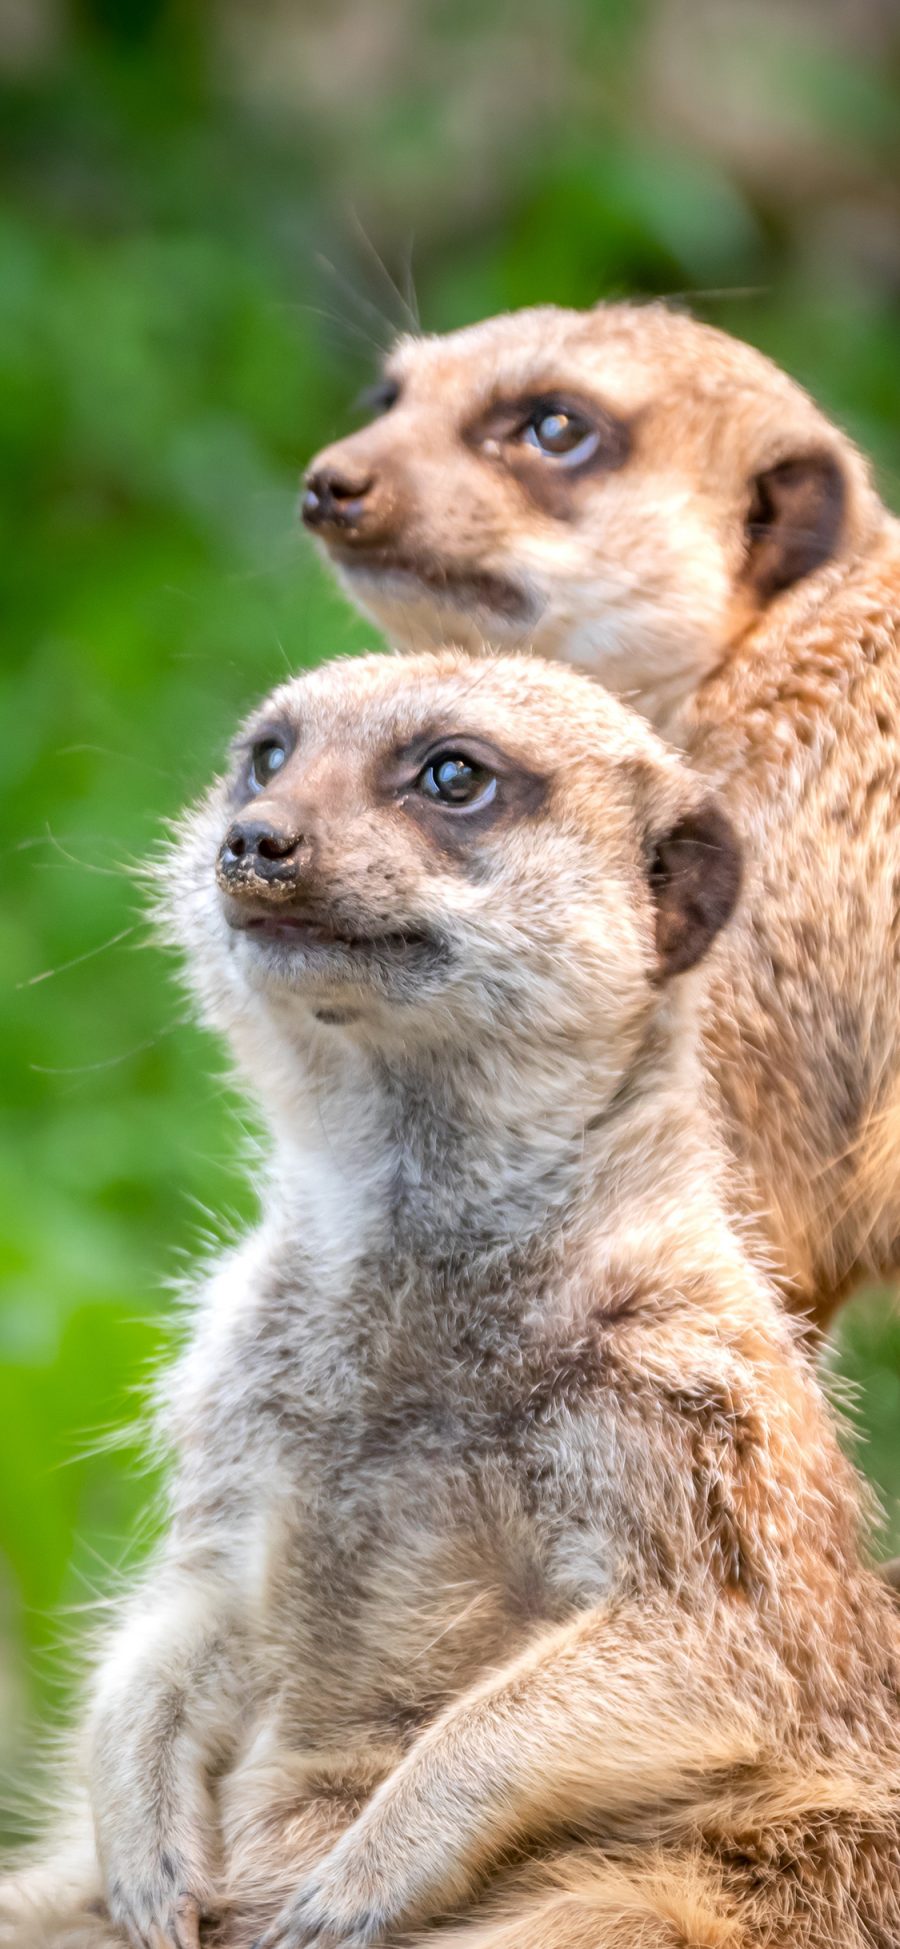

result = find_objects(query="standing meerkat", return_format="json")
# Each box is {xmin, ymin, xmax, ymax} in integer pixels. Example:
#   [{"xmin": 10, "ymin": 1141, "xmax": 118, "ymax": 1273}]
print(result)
[
  {"xmin": 301, "ymin": 304, "xmax": 900, "ymax": 1326},
  {"xmin": 5, "ymin": 648, "xmax": 900, "ymax": 1949}
]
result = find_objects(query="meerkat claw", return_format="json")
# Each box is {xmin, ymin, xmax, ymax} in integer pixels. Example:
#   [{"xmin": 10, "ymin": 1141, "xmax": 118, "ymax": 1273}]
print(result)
[{"xmin": 171, "ymin": 1893, "xmax": 203, "ymax": 1949}]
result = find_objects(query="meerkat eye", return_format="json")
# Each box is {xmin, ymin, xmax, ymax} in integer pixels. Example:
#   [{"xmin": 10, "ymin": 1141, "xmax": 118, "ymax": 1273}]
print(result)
[
  {"xmin": 416, "ymin": 752, "xmax": 498, "ymax": 809},
  {"xmin": 249, "ymin": 739, "xmax": 289, "ymax": 792},
  {"xmin": 358, "ymin": 377, "xmax": 400, "ymax": 417},
  {"xmin": 522, "ymin": 406, "xmax": 600, "ymax": 466}
]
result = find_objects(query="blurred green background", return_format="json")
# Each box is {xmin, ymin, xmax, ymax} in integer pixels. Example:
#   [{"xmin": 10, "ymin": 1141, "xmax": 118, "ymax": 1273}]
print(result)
[{"xmin": 3, "ymin": 0, "xmax": 900, "ymax": 1831}]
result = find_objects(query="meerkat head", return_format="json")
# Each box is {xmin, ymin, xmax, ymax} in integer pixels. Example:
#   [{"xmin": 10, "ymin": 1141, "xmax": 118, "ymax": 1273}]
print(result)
[
  {"xmin": 302, "ymin": 304, "xmax": 879, "ymax": 733},
  {"xmin": 164, "ymin": 648, "xmax": 740, "ymax": 1121}
]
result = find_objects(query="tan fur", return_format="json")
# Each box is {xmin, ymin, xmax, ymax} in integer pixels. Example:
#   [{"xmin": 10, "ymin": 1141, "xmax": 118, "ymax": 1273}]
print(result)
[
  {"xmin": 303, "ymin": 303, "xmax": 900, "ymax": 1324},
  {"xmin": 4, "ymin": 649, "xmax": 900, "ymax": 1949}
]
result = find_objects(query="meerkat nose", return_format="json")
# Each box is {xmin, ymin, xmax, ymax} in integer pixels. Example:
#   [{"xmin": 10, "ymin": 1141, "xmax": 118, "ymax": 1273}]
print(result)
[
  {"xmin": 302, "ymin": 462, "xmax": 376, "ymax": 532},
  {"xmin": 218, "ymin": 816, "xmax": 304, "ymax": 889}
]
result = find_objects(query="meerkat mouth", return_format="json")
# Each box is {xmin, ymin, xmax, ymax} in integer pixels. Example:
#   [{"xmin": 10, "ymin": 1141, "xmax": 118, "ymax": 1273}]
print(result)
[
  {"xmin": 330, "ymin": 544, "xmax": 538, "ymax": 626},
  {"xmin": 226, "ymin": 907, "xmax": 448, "ymax": 978},
  {"xmin": 239, "ymin": 913, "xmax": 429, "ymax": 953}
]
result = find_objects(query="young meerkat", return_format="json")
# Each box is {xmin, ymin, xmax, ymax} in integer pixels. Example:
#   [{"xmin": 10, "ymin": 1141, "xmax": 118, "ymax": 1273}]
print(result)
[
  {"xmin": 5, "ymin": 647, "xmax": 900, "ymax": 1949},
  {"xmin": 301, "ymin": 304, "xmax": 900, "ymax": 1327}
]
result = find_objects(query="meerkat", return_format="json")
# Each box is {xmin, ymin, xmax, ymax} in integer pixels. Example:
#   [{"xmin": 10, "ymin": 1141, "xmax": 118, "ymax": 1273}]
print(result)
[
  {"xmin": 5, "ymin": 646, "xmax": 900, "ymax": 1949},
  {"xmin": 301, "ymin": 304, "xmax": 900, "ymax": 1328}
]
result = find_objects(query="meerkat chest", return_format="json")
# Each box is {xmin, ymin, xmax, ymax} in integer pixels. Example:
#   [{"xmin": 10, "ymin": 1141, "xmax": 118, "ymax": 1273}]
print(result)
[
  {"xmin": 258, "ymin": 1409, "xmax": 615, "ymax": 1746},
  {"xmin": 232, "ymin": 1267, "xmax": 621, "ymax": 1743}
]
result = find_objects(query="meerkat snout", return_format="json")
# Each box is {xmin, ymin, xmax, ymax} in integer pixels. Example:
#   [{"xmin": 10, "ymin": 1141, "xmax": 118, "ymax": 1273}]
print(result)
[
  {"xmin": 302, "ymin": 458, "xmax": 379, "ymax": 541},
  {"xmin": 217, "ymin": 813, "xmax": 307, "ymax": 897}
]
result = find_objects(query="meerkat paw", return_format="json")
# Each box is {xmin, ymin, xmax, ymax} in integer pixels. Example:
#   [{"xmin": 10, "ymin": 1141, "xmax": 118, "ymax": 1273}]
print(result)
[
  {"xmin": 104, "ymin": 1862, "xmax": 208, "ymax": 1949},
  {"xmin": 250, "ymin": 1823, "xmax": 451, "ymax": 1949},
  {"xmin": 251, "ymin": 1872, "xmax": 389, "ymax": 1949}
]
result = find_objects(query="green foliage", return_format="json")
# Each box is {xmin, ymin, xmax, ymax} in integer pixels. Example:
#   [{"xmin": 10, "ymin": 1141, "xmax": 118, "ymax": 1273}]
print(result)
[{"xmin": 2, "ymin": 0, "xmax": 900, "ymax": 1820}]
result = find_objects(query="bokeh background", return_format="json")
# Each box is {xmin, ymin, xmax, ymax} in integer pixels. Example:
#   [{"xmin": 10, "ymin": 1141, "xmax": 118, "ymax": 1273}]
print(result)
[{"xmin": 3, "ymin": 0, "xmax": 900, "ymax": 1833}]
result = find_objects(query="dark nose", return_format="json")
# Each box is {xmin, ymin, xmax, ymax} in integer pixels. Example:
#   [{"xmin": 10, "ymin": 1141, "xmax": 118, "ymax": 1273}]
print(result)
[
  {"xmin": 302, "ymin": 462, "xmax": 375, "ymax": 533},
  {"xmin": 217, "ymin": 816, "xmax": 303, "ymax": 890}
]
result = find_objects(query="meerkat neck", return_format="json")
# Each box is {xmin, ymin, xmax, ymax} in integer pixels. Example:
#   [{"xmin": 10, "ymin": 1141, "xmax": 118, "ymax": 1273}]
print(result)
[{"xmin": 258, "ymin": 994, "xmax": 723, "ymax": 1269}]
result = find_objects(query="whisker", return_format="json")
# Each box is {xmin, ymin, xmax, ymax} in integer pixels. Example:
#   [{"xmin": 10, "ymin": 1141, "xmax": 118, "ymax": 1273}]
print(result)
[
  {"xmin": 31, "ymin": 1020, "xmax": 181, "ymax": 1077},
  {"xmin": 347, "ymin": 208, "xmax": 421, "ymax": 336},
  {"xmin": 662, "ymin": 285, "xmax": 771, "ymax": 305},
  {"xmin": 400, "ymin": 230, "xmax": 421, "ymax": 332},
  {"xmin": 57, "ymin": 744, "xmax": 183, "ymax": 784},
  {"xmin": 18, "ymin": 925, "xmax": 140, "ymax": 988},
  {"xmin": 314, "ymin": 254, "xmax": 397, "ymax": 353},
  {"xmin": 277, "ymin": 296, "xmax": 391, "ymax": 359},
  {"xmin": 29, "ymin": 825, "xmax": 132, "ymax": 880},
  {"xmin": 271, "ymin": 632, "xmax": 296, "ymax": 679}
]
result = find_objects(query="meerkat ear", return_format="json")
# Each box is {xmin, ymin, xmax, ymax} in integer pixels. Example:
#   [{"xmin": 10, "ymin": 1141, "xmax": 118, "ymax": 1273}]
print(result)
[
  {"xmin": 744, "ymin": 450, "xmax": 845, "ymax": 602},
  {"xmin": 649, "ymin": 799, "xmax": 742, "ymax": 979}
]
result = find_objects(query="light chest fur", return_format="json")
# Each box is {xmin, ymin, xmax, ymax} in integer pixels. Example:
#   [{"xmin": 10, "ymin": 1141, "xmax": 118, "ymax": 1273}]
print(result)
[{"xmin": 167, "ymin": 1169, "xmax": 635, "ymax": 1756}]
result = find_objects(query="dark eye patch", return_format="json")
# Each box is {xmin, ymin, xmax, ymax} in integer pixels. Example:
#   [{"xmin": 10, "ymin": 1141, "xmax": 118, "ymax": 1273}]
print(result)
[
  {"xmin": 522, "ymin": 405, "xmax": 599, "ymax": 462},
  {"xmin": 416, "ymin": 750, "xmax": 497, "ymax": 809},
  {"xmin": 357, "ymin": 376, "xmax": 401, "ymax": 416},
  {"xmin": 380, "ymin": 729, "xmax": 549, "ymax": 869},
  {"xmin": 230, "ymin": 720, "xmax": 296, "ymax": 802},
  {"xmin": 467, "ymin": 389, "xmax": 631, "ymax": 520},
  {"xmin": 249, "ymin": 739, "xmax": 288, "ymax": 792}
]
